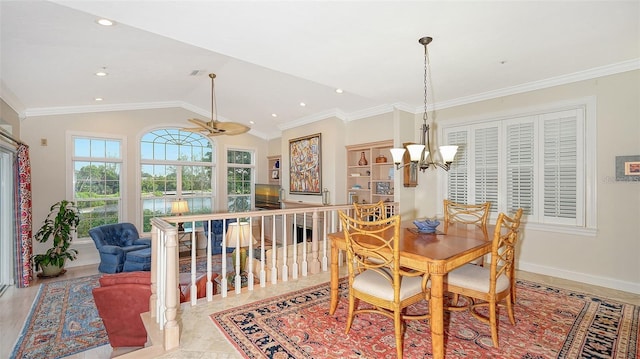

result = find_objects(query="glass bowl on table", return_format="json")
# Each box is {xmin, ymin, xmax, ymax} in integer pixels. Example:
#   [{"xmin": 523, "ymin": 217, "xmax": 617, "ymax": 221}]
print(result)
[{"xmin": 413, "ymin": 219, "xmax": 440, "ymax": 234}]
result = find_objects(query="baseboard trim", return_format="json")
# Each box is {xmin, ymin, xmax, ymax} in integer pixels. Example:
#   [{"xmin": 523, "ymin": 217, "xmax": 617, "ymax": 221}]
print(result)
[{"xmin": 518, "ymin": 261, "xmax": 640, "ymax": 295}]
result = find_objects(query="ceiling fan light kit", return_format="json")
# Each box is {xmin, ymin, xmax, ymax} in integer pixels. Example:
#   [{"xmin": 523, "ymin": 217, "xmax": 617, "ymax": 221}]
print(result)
[{"xmin": 183, "ymin": 73, "xmax": 250, "ymax": 136}]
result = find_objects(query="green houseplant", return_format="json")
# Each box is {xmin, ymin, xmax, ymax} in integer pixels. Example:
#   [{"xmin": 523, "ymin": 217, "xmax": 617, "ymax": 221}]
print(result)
[{"xmin": 32, "ymin": 200, "xmax": 80, "ymax": 277}]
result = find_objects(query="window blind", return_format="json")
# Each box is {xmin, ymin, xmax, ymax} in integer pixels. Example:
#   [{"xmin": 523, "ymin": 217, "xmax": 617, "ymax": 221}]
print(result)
[
  {"xmin": 446, "ymin": 130, "xmax": 469, "ymax": 204},
  {"xmin": 443, "ymin": 105, "xmax": 586, "ymax": 228},
  {"xmin": 474, "ymin": 126, "xmax": 499, "ymax": 213}
]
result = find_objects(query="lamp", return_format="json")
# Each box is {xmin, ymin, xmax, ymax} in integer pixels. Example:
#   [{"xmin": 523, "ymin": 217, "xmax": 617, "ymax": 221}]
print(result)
[
  {"xmin": 226, "ymin": 222, "xmax": 255, "ymax": 273},
  {"xmin": 391, "ymin": 36, "xmax": 458, "ymax": 172},
  {"xmin": 171, "ymin": 199, "xmax": 189, "ymax": 231}
]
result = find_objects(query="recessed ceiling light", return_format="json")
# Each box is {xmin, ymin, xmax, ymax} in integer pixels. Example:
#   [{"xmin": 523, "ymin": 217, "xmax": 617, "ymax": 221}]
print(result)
[
  {"xmin": 299, "ymin": 102, "xmax": 306, "ymax": 107},
  {"xmin": 96, "ymin": 18, "xmax": 115, "ymax": 26},
  {"xmin": 94, "ymin": 97, "xmax": 103, "ymax": 101},
  {"xmin": 95, "ymin": 69, "xmax": 108, "ymax": 77},
  {"xmin": 271, "ymin": 113, "xmax": 278, "ymax": 118},
  {"xmin": 335, "ymin": 88, "xmax": 343, "ymax": 94},
  {"xmin": 249, "ymin": 120, "xmax": 255, "ymax": 125}
]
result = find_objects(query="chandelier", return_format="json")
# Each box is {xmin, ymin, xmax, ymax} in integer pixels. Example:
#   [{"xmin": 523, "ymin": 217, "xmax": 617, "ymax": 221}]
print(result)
[{"xmin": 390, "ymin": 36, "xmax": 458, "ymax": 172}]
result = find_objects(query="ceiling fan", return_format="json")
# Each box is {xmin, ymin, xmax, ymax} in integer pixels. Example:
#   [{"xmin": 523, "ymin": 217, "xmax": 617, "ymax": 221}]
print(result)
[{"xmin": 183, "ymin": 73, "xmax": 250, "ymax": 136}]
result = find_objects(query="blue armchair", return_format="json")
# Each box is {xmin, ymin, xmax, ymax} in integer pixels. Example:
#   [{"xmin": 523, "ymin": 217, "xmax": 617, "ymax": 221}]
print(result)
[
  {"xmin": 203, "ymin": 219, "xmax": 236, "ymax": 255},
  {"xmin": 89, "ymin": 223, "xmax": 151, "ymax": 273}
]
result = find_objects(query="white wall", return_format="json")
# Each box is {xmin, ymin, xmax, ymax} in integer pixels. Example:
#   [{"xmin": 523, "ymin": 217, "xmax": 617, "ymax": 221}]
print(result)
[{"xmin": 0, "ymin": 98, "xmax": 21, "ymax": 137}]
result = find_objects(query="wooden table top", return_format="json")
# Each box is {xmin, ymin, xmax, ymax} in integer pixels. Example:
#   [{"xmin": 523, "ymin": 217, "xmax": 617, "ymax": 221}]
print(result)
[{"xmin": 328, "ymin": 223, "xmax": 490, "ymax": 271}]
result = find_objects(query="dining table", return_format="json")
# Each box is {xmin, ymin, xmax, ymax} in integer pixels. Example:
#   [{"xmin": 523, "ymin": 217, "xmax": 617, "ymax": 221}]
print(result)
[{"xmin": 327, "ymin": 222, "xmax": 492, "ymax": 359}]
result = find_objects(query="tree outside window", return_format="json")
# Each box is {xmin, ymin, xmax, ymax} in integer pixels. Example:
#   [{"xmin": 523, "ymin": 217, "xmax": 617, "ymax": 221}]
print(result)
[
  {"xmin": 72, "ymin": 136, "xmax": 122, "ymax": 238},
  {"xmin": 140, "ymin": 129, "xmax": 214, "ymax": 232}
]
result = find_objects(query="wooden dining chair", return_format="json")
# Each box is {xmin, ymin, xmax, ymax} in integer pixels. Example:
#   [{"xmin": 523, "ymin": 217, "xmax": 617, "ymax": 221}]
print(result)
[
  {"xmin": 443, "ymin": 199, "xmax": 491, "ymax": 237},
  {"xmin": 338, "ymin": 211, "xmax": 430, "ymax": 359},
  {"xmin": 353, "ymin": 200, "xmax": 387, "ymax": 221},
  {"xmin": 443, "ymin": 200, "xmax": 491, "ymax": 265},
  {"xmin": 443, "ymin": 208, "xmax": 523, "ymax": 348}
]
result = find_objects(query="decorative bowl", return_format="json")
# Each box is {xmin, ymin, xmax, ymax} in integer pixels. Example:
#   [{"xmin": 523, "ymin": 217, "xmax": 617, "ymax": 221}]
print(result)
[{"xmin": 413, "ymin": 219, "xmax": 440, "ymax": 233}]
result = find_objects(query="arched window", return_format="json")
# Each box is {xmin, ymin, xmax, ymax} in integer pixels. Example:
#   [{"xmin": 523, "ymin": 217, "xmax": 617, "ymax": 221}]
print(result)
[{"xmin": 140, "ymin": 128, "xmax": 214, "ymax": 232}]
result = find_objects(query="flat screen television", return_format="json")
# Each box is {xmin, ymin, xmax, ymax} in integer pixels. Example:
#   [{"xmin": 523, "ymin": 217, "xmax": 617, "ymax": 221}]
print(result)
[{"xmin": 255, "ymin": 183, "xmax": 281, "ymax": 210}]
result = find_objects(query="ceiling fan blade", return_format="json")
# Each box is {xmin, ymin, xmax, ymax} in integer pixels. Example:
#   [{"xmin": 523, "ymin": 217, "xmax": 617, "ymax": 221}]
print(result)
[
  {"xmin": 181, "ymin": 74, "xmax": 250, "ymax": 136},
  {"xmin": 187, "ymin": 118, "xmax": 212, "ymax": 129},
  {"xmin": 186, "ymin": 118, "xmax": 226, "ymax": 133},
  {"xmin": 214, "ymin": 122, "xmax": 250, "ymax": 135}
]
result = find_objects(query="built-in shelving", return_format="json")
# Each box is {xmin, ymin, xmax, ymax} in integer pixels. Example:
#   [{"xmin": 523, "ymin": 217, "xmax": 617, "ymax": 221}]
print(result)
[
  {"xmin": 267, "ymin": 155, "xmax": 281, "ymax": 186},
  {"xmin": 346, "ymin": 140, "xmax": 394, "ymax": 204}
]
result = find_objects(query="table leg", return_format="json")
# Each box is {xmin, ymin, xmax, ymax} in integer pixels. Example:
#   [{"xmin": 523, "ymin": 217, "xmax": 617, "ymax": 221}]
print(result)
[
  {"xmin": 430, "ymin": 273, "xmax": 445, "ymax": 359},
  {"xmin": 329, "ymin": 242, "xmax": 339, "ymax": 315}
]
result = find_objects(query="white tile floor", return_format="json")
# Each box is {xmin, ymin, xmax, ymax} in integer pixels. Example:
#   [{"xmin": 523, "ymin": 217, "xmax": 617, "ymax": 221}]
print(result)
[{"xmin": 1, "ymin": 264, "xmax": 638, "ymax": 358}]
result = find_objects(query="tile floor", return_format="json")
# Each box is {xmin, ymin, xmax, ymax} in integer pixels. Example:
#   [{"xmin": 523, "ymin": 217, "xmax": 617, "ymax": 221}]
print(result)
[{"xmin": 1, "ymin": 264, "xmax": 638, "ymax": 358}]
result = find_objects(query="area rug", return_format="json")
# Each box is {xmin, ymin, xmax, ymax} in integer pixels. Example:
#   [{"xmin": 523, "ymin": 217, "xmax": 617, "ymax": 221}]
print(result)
[
  {"xmin": 211, "ymin": 279, "xmax": 640, "ymax": 358},
  {"xmin": 10, "ymin": 274, "xmax": 108, "ymax": 359},
  {"xmin": 11, "ymin": 254, "xmax": 230, "ymax": 359},
  {"xmin": 179, "ymin": 252, "xmax": 233, "ymax": 275}
]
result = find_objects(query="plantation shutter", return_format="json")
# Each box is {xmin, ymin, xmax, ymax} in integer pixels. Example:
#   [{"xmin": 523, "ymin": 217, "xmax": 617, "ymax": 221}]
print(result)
[
  {"xmin": 442, "ymin": 104, "xmax": 588, "ymax": 229},
  {"xmin": 541, "ymin": 110, "xmax": 579, "ymax": 224},
  {"xmin": 473, "ymin": 126, "xmax": 499, "ymax": 212},
  {"xmin": 505, "ymin": 120, "xmax": 535, "ymax": 215},
  {"xmin": 446, "ymin": 129, "xmax": 468, "ymax": 204}
]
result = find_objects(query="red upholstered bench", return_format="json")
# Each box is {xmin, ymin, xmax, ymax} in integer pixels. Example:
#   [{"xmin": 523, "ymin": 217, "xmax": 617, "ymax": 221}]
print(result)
[
  {"xmin": 93, "ymin": 271, "xmax": 212, "ymax": 349},
  {"xmin": 92, "ymin": 271, "xmax": 152, "ymax": 348}
]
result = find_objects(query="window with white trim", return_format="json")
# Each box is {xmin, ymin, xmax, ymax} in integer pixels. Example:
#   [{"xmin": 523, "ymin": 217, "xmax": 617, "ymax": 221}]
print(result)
[
  {"xmin": 227, "ymin": 149, "xmax": 254, "ymax": 212},
  {"xmin": 443, "ymin": 106, "xmax": 589, "ymax": 228},
  {"xmin": 140, "ymin": 129, "xmax": 214, "ymax": 232},
  {"xmin": 71, "ymin": 135, "xmax": 123, "ymax": 238}
]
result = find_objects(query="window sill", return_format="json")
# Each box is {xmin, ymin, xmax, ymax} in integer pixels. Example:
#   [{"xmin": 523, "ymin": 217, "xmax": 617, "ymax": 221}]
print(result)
[{"xmin": 522, "ymin": 222, "xmax": 597, "ymax": 237}]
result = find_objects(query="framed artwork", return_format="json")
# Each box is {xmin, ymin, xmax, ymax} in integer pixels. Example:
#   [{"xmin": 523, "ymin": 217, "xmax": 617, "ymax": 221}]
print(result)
[
  {"xmin": 616, "ymin": 155, "xmax": 640, "ymax": 181},
  {"xmin": 289, "ymin": 133, "xmax": 322, "ymax": 194}
]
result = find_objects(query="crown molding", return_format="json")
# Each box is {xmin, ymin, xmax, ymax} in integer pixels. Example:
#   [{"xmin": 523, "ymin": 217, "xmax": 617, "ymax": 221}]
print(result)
[
  {"xmin": 278, "ymin": 108, "xmax": 348, "ymax": 131},
  {"xmin": 433, "ymin": 58, "xmax": 640, "ymax": 111},
  {"xmin": 24, "ymin": 101, "xmax": 186, "ymax": 118}
]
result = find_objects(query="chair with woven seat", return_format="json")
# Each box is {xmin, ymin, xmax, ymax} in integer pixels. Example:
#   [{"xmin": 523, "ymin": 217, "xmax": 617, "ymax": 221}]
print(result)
[
  {"xmin": 353, "ymin": 200, "xmax": 387, "ymax": 222},
  {"xmin": 338, "ymin": 211, "xmax": 430, "ymax": 359},
  {"xmin": 444, "ymin": 208, "xmax": 523, "ymax": 348}
]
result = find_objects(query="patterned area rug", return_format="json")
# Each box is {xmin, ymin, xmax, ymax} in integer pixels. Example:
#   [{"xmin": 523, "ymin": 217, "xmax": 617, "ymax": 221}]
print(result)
[
  {"xmin": 211, "ymin": 279, "xmax": 640, "ymax": 358},
  {"xmin": 10, "ymin": 275, "xmax": 107, "ymax": 359},
  {"xmin": 179, "ymin": 253, "xmax": 233, "ymax": 274},
  {"xmin": 11, "ymin": 254, "xmax": 230, "ymax": 359}
]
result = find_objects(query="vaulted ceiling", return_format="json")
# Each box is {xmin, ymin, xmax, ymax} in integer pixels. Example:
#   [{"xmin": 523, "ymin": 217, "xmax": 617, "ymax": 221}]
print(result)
[{"xmin": 1, "ymin": 1, "xmax": 638, "ymax": 139}]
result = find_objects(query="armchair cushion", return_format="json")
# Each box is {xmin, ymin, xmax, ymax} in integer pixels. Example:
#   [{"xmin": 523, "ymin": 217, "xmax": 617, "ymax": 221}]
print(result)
[
  {"xmin": 89, "ymin": 223, "xmax": 151, "ymax": 273},
  {"xmin": 203, "ymin": 219, "xmax": 236, "ymax": 255}
]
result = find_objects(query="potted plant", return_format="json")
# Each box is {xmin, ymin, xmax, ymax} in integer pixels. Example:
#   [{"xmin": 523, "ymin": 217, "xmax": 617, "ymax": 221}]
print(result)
[{"xmin": 32, "ymin": 200, "xmax": 80, "ymax": 277}]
